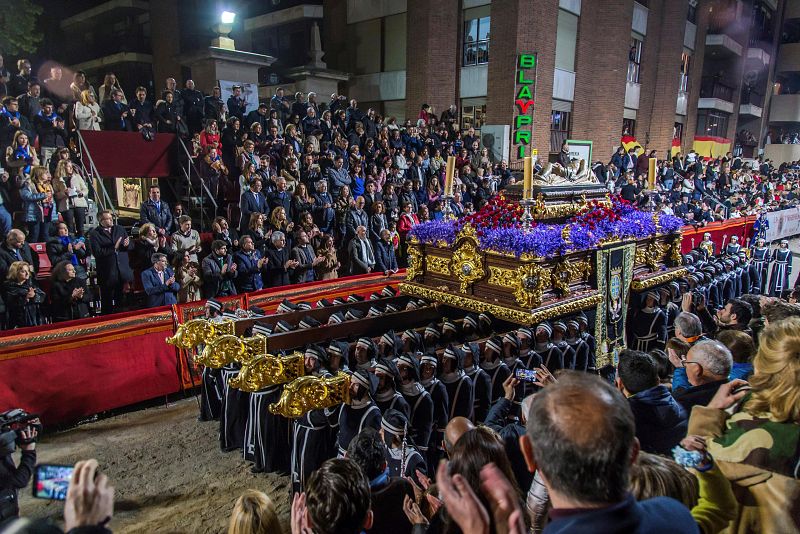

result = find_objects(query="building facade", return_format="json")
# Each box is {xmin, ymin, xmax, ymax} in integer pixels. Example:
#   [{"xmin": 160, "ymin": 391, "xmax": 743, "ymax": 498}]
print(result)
[{"xmin": 32, "ymin": 0, "xmax": 791, "ymax": 164}]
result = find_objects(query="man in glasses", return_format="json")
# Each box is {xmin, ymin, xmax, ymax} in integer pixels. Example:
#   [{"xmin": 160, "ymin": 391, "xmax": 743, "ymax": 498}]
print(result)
[{"xmin": 672, "ymin": 339, "xmax": 732, "ymax": 411}]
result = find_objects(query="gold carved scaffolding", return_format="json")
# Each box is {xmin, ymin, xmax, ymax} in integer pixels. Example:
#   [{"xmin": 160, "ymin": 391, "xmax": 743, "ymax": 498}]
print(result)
[
  {"xmin": 450, "ymin": 224, "xmax": 486, "ymax": 293},
  {"xmin": 405, "ymin": 241, "xmax": 423, "ymax": 281},
  {"xmin": 269, "ymin": 372, "xmax": 351, "ymax": 418},
  {"xmin": 634, "ymin": 239, "xmax": 669, "ymax": 271}
]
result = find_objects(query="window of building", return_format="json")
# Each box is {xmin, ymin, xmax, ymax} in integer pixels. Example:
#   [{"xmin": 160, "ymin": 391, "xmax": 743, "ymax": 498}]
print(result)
[
  {"xmin": 461, "ymin": 100, "xmax": 487, "ymax": 131},
  {"xmin": 696, "ymin": 110, "xmax": 729, "ymax": 138},
  {"xmin": 674, "ymin": 122, "xmax": 684, "ymax": 143},
  {"xmin": 687, "ymin": 0, "xmax": 698, "ymax": 23},
  {"xmin": 555, "ymin": 9, "xmax": 578, "ymax": 72},
  {"xmin": 627, "ymin": 36, "xmax": 643, "ymax": 83},
  {"xmin": 550, "ymin": 110, "xmax": 572, "ymax": 153},
  {"xmin": 679, "ymin": 52, "xmax": 691, "ymax": 92},
  {"xmin": 463, "ymin": 16, "xmax": 490, "ymax": 66},
  {"xmin": 623, "ymin": 118, "xmax": 636, "ymax": 136}
]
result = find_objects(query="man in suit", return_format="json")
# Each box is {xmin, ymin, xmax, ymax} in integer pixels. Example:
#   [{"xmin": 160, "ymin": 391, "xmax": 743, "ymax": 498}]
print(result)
[
  {"xmin": 345, "ymin": 196, "xmax": 369, "ymax": 243},
  {"xmin": 266, "ymin": 176, "xmax": 292, "ymax": 218},
  {"xmin": 181, "ymin": 79, "xmax": 205, "ymax": 135},
  {"xmin": 374, "ymin": 229, "xmax": 398, "ymax": 276},
  {"xmin": 239, "ymin": 177, "xmax": 268, "ymax": 233},
  {"xmin": 141, "ymin": 252, "xmax": 180, "ymax": 307},
  {"xmin": 0, "ymin": 229, "xmax": 38, "ymax": 280},
  {"xmin": 102, "ymin": 89, "xmax": 131, "ymax": 131},
  {"xmin": 88, "ymin": 210, "xmax": 133, "ymax": 314},
  {"xmin": 290, "ymin": 229, "xmax": 320, "ymax": 284},
  {"xmin": 130, "ymin": 86, "xmax": 155, "ymax": 132},
  {"xmin": 139, "ymin": 185, "xmax": 173, "ymax": 236},
  {"xmin": 348, "ymin": 225, "xmax": 375, "ymax": 275},
  {"xmin": 233, "ymin": 235, "xmax": 265, "ymax": 293},
  {"xmin": 201, "ymin": 240, "xmax": 237, "ymax": 298},
  {"xmin": 226, "ymin": 84, "xmax": 247, "ymax": 121}
]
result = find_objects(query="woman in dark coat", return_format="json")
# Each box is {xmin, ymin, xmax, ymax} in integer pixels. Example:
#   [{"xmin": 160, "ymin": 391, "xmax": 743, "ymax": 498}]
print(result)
[
  {"xmin": 46, "ymin": 222, "xmax": 88, "ymax": 278},
  {"xmin": 50, "ymin": 260, "xmax": 91, "ymax": 322},
  {"xmin": 3, "ymin": 261, "xmax": 42, "ymax": 328},
  {"xmin": 263, "ymin": 231, "xmax": 295, "ymax": 288}
]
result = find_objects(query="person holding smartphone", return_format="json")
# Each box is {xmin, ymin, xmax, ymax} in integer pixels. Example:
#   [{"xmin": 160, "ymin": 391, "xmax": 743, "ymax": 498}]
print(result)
[{"xmin": 0, "ymin": 425, "xmax": 37, "ymax": 521}]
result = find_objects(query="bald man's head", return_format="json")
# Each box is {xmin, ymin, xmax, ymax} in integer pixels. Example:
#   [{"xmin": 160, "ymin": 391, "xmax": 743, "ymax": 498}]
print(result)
[
  {"xmin": 444, "ymin": 416, "xmax": 475, "ymax": 456},
  {"xmin": 524, "ymin": 373, "xmax": 636, "ymax": 506}
]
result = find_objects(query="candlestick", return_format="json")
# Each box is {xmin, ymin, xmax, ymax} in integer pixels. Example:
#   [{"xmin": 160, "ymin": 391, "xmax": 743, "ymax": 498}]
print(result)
[
  {"xmin": 523, "ymin": 156, "xmax": 532, "ymax": 199},
  {"xmin": 444, "ymin": 156, "xmax": 455, "ymax": 196},
  {"xmin": 520, "ymin": 199, "xmax": 534, "ymax": 231},
  {"xmin": 441, "ymin": 194, "xmax": 455, "ymax": 220}
]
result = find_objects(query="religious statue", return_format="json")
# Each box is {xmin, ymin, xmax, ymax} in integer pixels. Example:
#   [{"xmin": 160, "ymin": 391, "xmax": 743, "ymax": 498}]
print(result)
[{"xmin": 531, "ymin": 159, "xmax": 598, "ymax": 186}]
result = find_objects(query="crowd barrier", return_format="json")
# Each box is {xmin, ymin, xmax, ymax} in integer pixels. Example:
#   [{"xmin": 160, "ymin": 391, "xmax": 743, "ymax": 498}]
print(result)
[
  {"xmin": 0, "ymin": 272, "xmax": 405, "ymax": 425},
  {"xmin": 0, "ymin": 216, "xmax": 775, "ymax": 425}
]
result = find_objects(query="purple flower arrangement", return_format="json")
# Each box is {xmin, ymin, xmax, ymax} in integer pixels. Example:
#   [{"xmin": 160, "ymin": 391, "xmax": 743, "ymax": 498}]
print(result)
[{"xmin": 408, "ymin": 196, "xmax": 682, "ymax": 259}]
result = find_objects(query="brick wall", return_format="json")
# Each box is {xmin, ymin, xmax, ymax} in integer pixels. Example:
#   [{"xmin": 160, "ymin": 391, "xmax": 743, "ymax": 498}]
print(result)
[
  {"xmin": 485, "ymin": 0, "xmax": 559, "ymax": 163},
  {"xmin": 685, "ymin": 1, "xmax": 710, "ymax": 151},
  {"xmin": 571, "ymin": 0, "xmax": 634, "ymax": 162},
  {"xmin": 642, "ymin": 0, "xmax": 690, "ymax": 157},
  {"xmin": 404, "ymin": 0, "xmax": 460, "ymax": 120}
]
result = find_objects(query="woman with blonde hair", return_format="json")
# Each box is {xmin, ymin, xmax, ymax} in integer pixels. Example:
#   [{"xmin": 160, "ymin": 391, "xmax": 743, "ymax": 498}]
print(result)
[
  {"xmin": 21, "ymin": 166, "xmax": 57, "ymax": 242},
  {"xmin": 314, "ymin": 233, "xmax": 339, "ymax": 280},
  {"xmin": 688, "ymin": 316, "xmax": 800, "ymax": 534},
  {"xmin": 98, "ymin": 73, "xmax": 125, "ymax": 104},
  {"xmin": 53, "ymin": 159, "xmax": 89, "ymax": 235},
  {"xmin": 227, "ymin": 490, "xmax": 281, "ymax": 534},
  {"xmin": 74, "ymin": 89, "xmax": 102, "ymax": 131},
  {"xmin": 173, "ymin": 250, "xmax": 202, "ymax": 303},
  {"xmin": 4, "ymin": 261, "xmax": 42, "ymax": 328}
]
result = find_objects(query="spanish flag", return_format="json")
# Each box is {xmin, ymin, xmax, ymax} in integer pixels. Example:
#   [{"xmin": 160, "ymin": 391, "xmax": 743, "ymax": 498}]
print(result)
[
  {"xmin": 692, "ymin": 136, "xmax": 731, "ymax": 160},
  {"xmin": 621, "ymin": 135, "xmax": 643, "ymax": 156},
  {"xmin": 670, "ymin": 137, "xmax": 681, "ymax": 158}
]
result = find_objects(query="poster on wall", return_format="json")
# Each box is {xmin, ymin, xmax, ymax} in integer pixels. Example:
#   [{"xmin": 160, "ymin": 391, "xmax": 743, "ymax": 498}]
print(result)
[
  {"xmin": 566, "ymin": 139, "xmax": 593, "ymax": 164},
  {"xmin": 219, "ymin": 80, "xmax": 258, "ymax": 115},
  {"xmin": 481, "ymin": 125, "xmax": 510, "ymax": 165}
]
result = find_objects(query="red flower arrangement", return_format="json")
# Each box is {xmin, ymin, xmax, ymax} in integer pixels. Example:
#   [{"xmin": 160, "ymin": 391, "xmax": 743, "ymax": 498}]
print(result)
[{"xmin": 462, "ymin": 193, "xmax": 530, "ymax": 233}]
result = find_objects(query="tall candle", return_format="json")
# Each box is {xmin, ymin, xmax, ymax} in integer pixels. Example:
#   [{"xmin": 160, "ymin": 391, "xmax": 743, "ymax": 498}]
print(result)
[
  {"xmin": 648, "ymin": 157, "xmax": 657, "ymax": 191},
  {"xmin": 523, "ymin": 156, "xmax": 532, "ymax": 199},
  {"xmin": 445, "ymin": 156, "xmax": 455, "ymax": 196}
]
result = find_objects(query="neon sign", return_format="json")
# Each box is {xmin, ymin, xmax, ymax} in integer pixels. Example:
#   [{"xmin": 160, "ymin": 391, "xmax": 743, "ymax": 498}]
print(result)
[{"xmin": 514, "ymin": 53, "xmax": 537, "ymax": 159}]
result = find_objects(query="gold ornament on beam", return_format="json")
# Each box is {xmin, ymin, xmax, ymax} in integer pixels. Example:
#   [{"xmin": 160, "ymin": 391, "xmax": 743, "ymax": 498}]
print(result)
[
  {"xmin": 196, "ymin": 334, "xmax": 268, "ymax": 368},
  {"xmin": 450, "ymin": 224, "xmax": 486, "ymax": 293},
  {"xmin": 228, "ymin": 352, "xmax": 306, "ymax": 392},
  {"xmin": 165, "ymin": 318, "xmax": 235, "ymax": 350},
  {"xmin": 269, "ymin": 372, "xmax": 351, "ymax": 418}
]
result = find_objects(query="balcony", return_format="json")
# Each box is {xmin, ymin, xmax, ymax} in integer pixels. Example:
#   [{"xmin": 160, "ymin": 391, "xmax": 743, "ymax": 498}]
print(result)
[
  {"xmin": 739, "ymin": 91, "xmax": 763, "ymax": 117},
  {"xmin": 699, "ymin": 79, "xmax": 735, "ymax": 113},
  {"xmin": 769, "ymin": 94, "xmax": 800, "ymax": 123},
  {"xmin": 746, "ymin": 45, "xmax": 771, "ymax": 67},
  {"xmin": 705, "ymin": 34, "xmax": 743, "ymax": 57},
  {"xmin": 777, "ymin": 43, "xmax": 800, "ymax": 73}
]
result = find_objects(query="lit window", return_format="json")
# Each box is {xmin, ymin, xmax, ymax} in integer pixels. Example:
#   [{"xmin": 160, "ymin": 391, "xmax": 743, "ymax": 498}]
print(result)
[{"xmin": 627, "ymin": 37, "xmax": 642, "ymax": 83}]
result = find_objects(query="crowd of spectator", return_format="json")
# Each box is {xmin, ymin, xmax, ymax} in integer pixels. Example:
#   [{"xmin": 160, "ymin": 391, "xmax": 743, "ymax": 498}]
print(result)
[{"xmin": 1, "ymin": 58, "xmax": 799, "ymax": 330}]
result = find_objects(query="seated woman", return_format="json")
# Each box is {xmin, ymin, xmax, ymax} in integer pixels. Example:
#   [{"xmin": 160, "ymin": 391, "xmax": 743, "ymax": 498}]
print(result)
[
  {"xmin": 3, "ymin": 261, "xmax": 42, "ymax": 328},
  {"xmin": 50, "ymin": 260, "xmax": 91, "ymax": 322},
  {"xmin": 46, "ymin": 221, "xmax": 88, "ymax": 279}
]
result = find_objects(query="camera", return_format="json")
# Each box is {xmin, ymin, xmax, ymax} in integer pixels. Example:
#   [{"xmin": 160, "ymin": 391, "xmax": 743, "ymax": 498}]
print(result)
[
  {"xmin": 691, "ymin": 290, "xmax": 704, "ymax": 306},
  {"xmin": 515, "ymin": 368, "xmax": 537, "ymax": 383},
  {"xmin": 0, "ymin": 409, "xmax": 41, "ymax": 456}
]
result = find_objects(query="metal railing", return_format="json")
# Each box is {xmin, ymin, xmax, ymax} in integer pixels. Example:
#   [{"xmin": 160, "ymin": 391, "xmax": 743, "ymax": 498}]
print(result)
[
  {"xmin": 177, "ymin": 137, "xmax": 218, "ymax": 231},
  {"xmin": 76, "ymin": 130, "xmax": 116, "ymax": 216}
]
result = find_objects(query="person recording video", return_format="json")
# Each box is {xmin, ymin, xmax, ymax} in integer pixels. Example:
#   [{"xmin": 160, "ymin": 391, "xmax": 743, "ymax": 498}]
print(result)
[{"xmin": 0, "ymin": 423, "xmax": 37, "ymax": 521}]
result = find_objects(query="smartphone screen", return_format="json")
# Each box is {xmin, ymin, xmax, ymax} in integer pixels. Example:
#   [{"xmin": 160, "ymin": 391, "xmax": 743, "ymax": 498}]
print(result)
[
  {"xmin": 515, "ymin": 368, "xmax": 537, "ymax": 383},
  {"xmin": 33, "ymin": 464, "xmax": 73, "ymax": 500}
]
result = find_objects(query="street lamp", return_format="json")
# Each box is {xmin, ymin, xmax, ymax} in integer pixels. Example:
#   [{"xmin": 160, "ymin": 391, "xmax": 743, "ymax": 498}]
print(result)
[{"xmin": 212, "ymin": 11, "xmax": 237, "ymax": 50}]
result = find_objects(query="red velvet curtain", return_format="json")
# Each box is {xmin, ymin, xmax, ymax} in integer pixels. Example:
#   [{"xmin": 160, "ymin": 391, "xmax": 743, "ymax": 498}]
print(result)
[{"xmin": 80, "ymin": 131, "xmax": 176, "ymax": 177}]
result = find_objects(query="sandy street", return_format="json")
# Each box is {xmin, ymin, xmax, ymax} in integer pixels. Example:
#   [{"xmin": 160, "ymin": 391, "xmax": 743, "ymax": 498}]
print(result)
[{"xmin": 17, "ymin": 398, "xmax": 291, "ymax": 533}]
